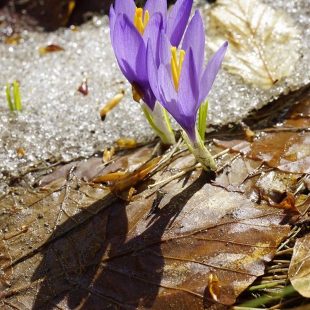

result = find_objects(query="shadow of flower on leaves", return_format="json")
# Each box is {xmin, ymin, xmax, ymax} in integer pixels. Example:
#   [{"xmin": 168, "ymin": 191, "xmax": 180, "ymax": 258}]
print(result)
[{"xmin": 31, "ymin": 171, "xmax": 211, "ymax": 309}]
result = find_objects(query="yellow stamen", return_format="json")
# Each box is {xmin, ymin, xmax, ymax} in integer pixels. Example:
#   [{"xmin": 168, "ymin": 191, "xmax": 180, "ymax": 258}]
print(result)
[
  {"xmin": 170, "ymin": 47, "xmax": 186, "ymax": 91},
  {"xmin": 134, "ymin": 8, "xmax": 149, "ymax": 35},
  {"xmin": 178, "ymin": 50, "xmax": 185, "ymax": 76}
]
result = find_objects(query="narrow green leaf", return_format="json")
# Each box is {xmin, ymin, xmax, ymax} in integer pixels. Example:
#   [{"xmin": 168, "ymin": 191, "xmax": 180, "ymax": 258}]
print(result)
[
  {"xmin": 198, "ymin": 99, "xmax": 208, "ymax": 141},
  {"xmin": 239, "ymin": 285, "xmax": 296, "ymax": 308},
  {"xmin": 13, "ymin": 81, "xmax": 22, "ymax": 111},
  {"xmin": 6, "ymin": 83, "xmax": 14, "ymax": 111}
]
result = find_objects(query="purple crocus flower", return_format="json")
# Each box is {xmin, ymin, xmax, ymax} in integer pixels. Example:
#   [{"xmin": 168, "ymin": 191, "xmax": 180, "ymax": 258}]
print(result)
[
  {"xmin": 109, "ymin": 0, "xmax": 193, "ymax": 110},
  {"xmin": 147, "ymin": 10, "xmax": 228, "ymax": 141}
]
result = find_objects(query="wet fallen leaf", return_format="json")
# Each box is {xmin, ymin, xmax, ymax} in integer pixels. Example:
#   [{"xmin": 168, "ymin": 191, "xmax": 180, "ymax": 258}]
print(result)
[
  {"xmin": 3, "ymin": 86, "xmax": 310, "ymax": 308},
  {"xmin": 215, "ymin": 131, "xmax": 310, "ymax": 174},
  {"xmin": 288, "ymin": 234, "xmax": 310, "ymax": 298},
  {"xmin": 39, "ymin": 146, "xmax": 154, "ymax": 185},
  {"xmin": 208, "ymin": 0, "xmax": 302, "ymax": 88},
  {"xmin": 39, "ymin": 44, "xmax": 64, "ymax": 54},
  {"xmin": 259, "ymin": 190, "xmax": 300, "ymax": 215},
  {"xmin": 0, "ymin": 148, "xmax": 290, "ymax": 309}
]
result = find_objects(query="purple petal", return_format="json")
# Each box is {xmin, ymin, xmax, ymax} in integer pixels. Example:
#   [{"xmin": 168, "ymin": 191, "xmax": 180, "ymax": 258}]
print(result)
[
  {"xmin": 157, "ymin": 64, "xmax": 178, "ymax": 114},
  {"xmin": 182, "ymin": 10, "xmax": 205, "ymax": 78},
  {"xmin": 147, "ymin": 40, "xmax": 160, "ymax": 100},
  {"xmin": 178, "ymin": 48, "xmax": 199, "ymax": 118},
  {"xmin": 114, "ymin": 0, "xmax": 136, "ymax": 18},
  {"xmin": 181, "ymin": 116, "xmax": 196, "ymax": 142},
  {"xmin": 142, "ymin": 13, "xmax": 163, "ymax": 65},
  {"xmin": 159, "ymin": 30, "xmax": 171, "ymax": 68},
  {"xmin": 113, "ymin": 13, "xmax": 145, "ymax": 82},
  {"xmin": 166, "ymin": 0, "xmax": 193, "ymax": 47},
  {"xmin": 135, "ymin": 40, "xmax": 148, "ymax": 81},
  {"xmin": 144, "ymin": 0, "xmax": 167, "ymax": 23},
  {"xmin": 140, "ymin": 82, "xmax": 156, "ymax": 110},
  {"xmin": 177, "ymin": 48, "xmax": 199, "ymax": 141},
  {"xmin": 199, "ymin": 41, "xmax": 228, "ymax": 104},
  {"xmin": 109, "ymin": 6, "xmax": 116, "ymax": 44}
]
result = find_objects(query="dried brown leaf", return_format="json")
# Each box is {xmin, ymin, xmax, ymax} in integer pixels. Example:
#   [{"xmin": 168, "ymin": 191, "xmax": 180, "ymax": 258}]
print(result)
[
  {"xmin": 259, "ymin": 191, "xmax": 301, "ymax": 215},
  {"xmin": 78, "ymin": 79, "xmax": 88, "ymax": 95},
  {"xmin": 0, "ymin": 154, "xmax": 290, "ymax": 309},
  {"xmin": 39, "ymin": 44, "xmax": 64, "ymax": 54},
  {"xmin": 215, "ymin": 131, "xmax": 310, "ymax": 174},
  {"xmin": 288, "ymin": 234, "xmax": 310, "ymax": 298},
  {"xmin": 208, "ymin": 0, "xmax": 301, "ymax": 88}
]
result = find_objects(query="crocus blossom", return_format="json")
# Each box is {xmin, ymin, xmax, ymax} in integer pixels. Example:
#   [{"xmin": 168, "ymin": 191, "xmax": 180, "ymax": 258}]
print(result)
[
  {"xmin": 109, "ymin": 0, "xmax": 193, "ymax": 110},
  {"xmin": 147, "ymin": 9, "xmax": 228, "ymax": 141}
]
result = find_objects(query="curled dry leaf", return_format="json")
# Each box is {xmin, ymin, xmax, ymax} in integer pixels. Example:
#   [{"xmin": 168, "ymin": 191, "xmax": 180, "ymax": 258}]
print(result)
[
  {"xmin": 208, "ymin": 0, "xmax": 302, "ymax": 88},
  {"xmin": 78, "ymin": 79, "xmax": 88, "ymax": 95},
  {"xmin": 100, "ymin": 89, "xmax": 124, "ymax": 121},
  {"xmin": 288, "ymin": 234, "xmax": 310, "ymax": 298},
  {"xmin": 208, "ymin": 274, "xmax": 220, "ymax": 302},
  {"xmin": 39, "ymin": 44, "xmax": 64, "ymax": 54},
  {"xmin": 103, "ymin": 146, "xmax": 115, "ymax": 163},
  {"xmin": 116, "ymin": 138, "xmax": 137, "ymax": 149},
  {"xmin": 259, "ymin": 190, "xmax": 300, "ymax": 215},
  {"xmin": 111, "ymin": 156, "xmax": 161, "ymax": 193},
  {"xmin": 5, "ymin": 34, "xmax": 22, "ymax": 44}
]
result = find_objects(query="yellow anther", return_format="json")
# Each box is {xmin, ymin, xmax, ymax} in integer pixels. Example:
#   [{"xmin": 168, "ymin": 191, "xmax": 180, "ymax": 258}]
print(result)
[
  {"xmin": 170, "ymin": 46, "xmax": 186, "ymax": 91},
  {"xmin": 178, "ymin": 50, "xmax": 185, "ymax": 76},
  {"xmin": 134, "ymin": 8, "xmax": 149, "ymax": 35},
  {"xmin": 144, "ymin": 10, "xmax": 149, "ymax": 27}
]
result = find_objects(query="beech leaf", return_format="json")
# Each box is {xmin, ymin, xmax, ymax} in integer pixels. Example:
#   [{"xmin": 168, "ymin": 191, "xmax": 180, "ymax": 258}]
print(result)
[
  {"xmin": 208, "ymin": 0, "xmax": 302, "ymax": 88},
  {"xmin": 288, "ymin": 234, "xmax": 310, "ymax": 298},
  {"xmin": 214, "ymin": 131, "xmax": 310, "ymax": 174},
  {"xmin": 0, "ymin": 157, "xmax": 290, "ymax": 309}
]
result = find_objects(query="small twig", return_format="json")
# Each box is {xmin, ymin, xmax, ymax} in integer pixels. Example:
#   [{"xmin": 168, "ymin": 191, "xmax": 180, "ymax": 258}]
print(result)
[
  {"xmin": 148, "ymin": 163, "xmax": 201, "ymax": 189},
  {"xmin": 148, "ymin": 148, "xmax": 230, "ymax": 189},
  {"xmin": 275, "ymin": 248, "xmax": 293, "ymax": 256},
  {"xmin": 265, "ymin": 267, "xmax": 289, "ymax": 273},
  {"xmin": 277, "ymin": 226, "xmax": 301, "ymax": 252},
  {"xmin": 268, "ymin": 296, "xmax": 305, "ymax": 310}
]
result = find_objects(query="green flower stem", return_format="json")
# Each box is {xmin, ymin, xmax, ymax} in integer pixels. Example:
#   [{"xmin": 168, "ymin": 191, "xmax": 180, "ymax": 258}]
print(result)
[
  {"xmin": 198, "ymin": 99, "xmax": 208, "ymax": 141},
  {"xmin": 142, "ymin": 102, "xmax": 176, "ymax": 145},
  {"xmin": 182, "ymin": 127, "xmax": 217, "ymax": 171}
]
